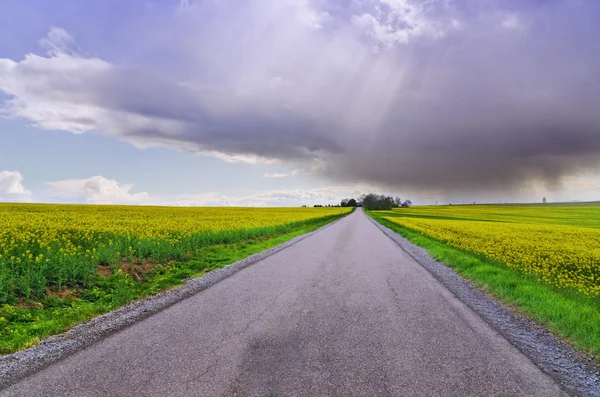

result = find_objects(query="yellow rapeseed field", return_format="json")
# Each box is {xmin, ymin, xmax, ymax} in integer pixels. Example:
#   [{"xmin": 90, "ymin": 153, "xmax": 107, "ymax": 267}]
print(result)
[
  {"xmin": 0, "ymin": 204, "xmax": 351, "ymax": 302},
  {"xmin": 382, "ymin": 204, "xmax": 600, "ymax": 296}
]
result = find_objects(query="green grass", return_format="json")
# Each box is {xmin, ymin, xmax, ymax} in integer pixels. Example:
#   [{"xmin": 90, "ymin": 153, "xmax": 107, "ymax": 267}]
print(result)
[
  {"xmin": 368, "ymin": 209, "xmax": 600, "ymax": 359},
  {"xmin": 0, "ymin": 213, "xmax": 348, "ymax": 355}
]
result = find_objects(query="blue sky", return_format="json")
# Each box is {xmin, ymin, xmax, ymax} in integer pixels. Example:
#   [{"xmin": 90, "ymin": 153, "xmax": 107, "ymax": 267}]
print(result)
[{"xmin": 1, "ymin": 0, "xmax": 599, "ymax": 205}]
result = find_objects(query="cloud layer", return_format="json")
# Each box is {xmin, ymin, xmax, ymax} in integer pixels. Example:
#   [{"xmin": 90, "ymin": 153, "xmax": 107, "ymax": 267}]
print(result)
[
  {"xmin": 1, "ymin": 0, "xmax": 600, "ymax": 195},
  {"xmin": 44, "ymin": 174, "xmax": 364, "ymax": 206},
  {"xmin": 3, "ymin": 168, "xmax": 596, "ymax": 206}
]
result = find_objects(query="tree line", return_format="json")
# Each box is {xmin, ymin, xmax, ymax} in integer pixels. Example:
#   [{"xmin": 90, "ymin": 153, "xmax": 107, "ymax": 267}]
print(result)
[
  {"xmin": 360, "ymin": 194, "xmax": 412, "ymax": 210},
  {"xmin": 306, "ymin": 193, "xmax": 411, "ymax": 209}
]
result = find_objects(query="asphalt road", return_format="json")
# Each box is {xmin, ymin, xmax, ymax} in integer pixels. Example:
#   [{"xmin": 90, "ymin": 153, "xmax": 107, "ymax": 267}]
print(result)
[{"xmin": 2, "ymin": 210, "xmax": 567, "ymax": 396}]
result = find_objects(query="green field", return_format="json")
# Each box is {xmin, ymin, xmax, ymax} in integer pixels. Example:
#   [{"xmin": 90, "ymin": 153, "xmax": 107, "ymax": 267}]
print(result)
[{"xmin": 369, "ymin": 203, "xmax": 600, "ymax": 359}]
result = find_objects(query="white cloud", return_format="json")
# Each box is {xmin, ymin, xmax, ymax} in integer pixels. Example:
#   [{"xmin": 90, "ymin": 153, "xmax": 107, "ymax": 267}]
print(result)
[
  {"xmin": 263, "ymin": 173, "xmax": 289, "ymax": 178},
  {"xmin": 199, "ymin": 151, "xmax": 282, "ymax": 165},
  {"xmin": 263, "ymin": 169, "xmax": 302, "ymax": 178},
  {"xmin": 291, "ymin": 0, "xmax": 330, "ymax": 29},
  {"xmin": 351, "ymin": 0, "xmax": 445, "ymax": 47},
  {"xmin": 0, "ymin": 46, "xmax": 115, "ymax": 134},
  {"xmin": 0, "ymin": 170, "xmax": 32, "ymax": 202},
  {"xmin": 38, "ymin": 27, "xmax": 77, "ymax": 56},
  {"xmin": 46, "ymin": 176, "xmax": 149, "ymax": 205}
]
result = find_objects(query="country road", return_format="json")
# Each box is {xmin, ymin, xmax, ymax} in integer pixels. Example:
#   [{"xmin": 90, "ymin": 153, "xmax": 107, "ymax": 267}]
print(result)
[{"xmin": 1, "ymin": 210, "xmax": 567, "ymax": 396}]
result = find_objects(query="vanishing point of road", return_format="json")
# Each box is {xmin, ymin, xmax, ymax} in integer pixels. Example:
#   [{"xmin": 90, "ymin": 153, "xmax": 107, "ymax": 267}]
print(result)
[{"xmin": 2, "ymin": 210, "xmax": 567, "ymax": 396}]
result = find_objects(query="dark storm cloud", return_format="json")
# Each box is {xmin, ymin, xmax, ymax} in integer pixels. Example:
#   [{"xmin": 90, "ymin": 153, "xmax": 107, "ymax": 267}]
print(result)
[
  {"xmin": 324, "ymin": 0, "xmax": 600, "ymax": 189},
  {"xmin": 1, "ymin": 0, "xmax": 599, "ymax": 189}
]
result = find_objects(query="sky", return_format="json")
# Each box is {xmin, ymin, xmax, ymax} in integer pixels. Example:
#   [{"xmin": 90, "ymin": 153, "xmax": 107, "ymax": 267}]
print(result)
[{"xmin": 1, "ymin": 0, "xmax": 599, "ymax": 206}]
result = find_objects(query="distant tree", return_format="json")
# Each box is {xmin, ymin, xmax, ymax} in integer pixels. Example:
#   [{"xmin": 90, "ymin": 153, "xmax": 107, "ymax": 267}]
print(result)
[
  {"xmin": 341, "ymin": 198, "xmax": 349, "ymax": 207},
  {"xmin": 347, "ymin": 198, "xmax": 357, "ymax": 207},
  {"xmin": 385, "ymin": 196, "xmax": 396, "ymax": 208},
  {"xmin": 362, "ymin": 193, "xmax": 394, "ymax": 210},
  {"xmin": 394, "ymin": 197, "xmax": 402, "ymax": 206},
  {"xmin": 362, "ymin": 193, "xmax": 378, "ymax": 210},
  {"xmin": 543, "ymin": 197, "xmax": 547, "ymax": 204}
]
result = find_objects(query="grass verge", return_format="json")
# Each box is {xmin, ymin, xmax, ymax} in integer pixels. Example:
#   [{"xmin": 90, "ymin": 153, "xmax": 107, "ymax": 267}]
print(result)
[
  {"xmin": 368, "ymin": 211, "xmax": 600, "ymax": 360},
  {"xmin": 0, "ymin": 213, "xmax": 348, "ymax": 355}
]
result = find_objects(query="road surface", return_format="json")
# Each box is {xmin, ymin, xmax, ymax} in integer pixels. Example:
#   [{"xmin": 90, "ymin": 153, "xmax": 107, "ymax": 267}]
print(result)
[{"xmin": 2, "ymin": 210, "xmax": 567, "ymax": 396}]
